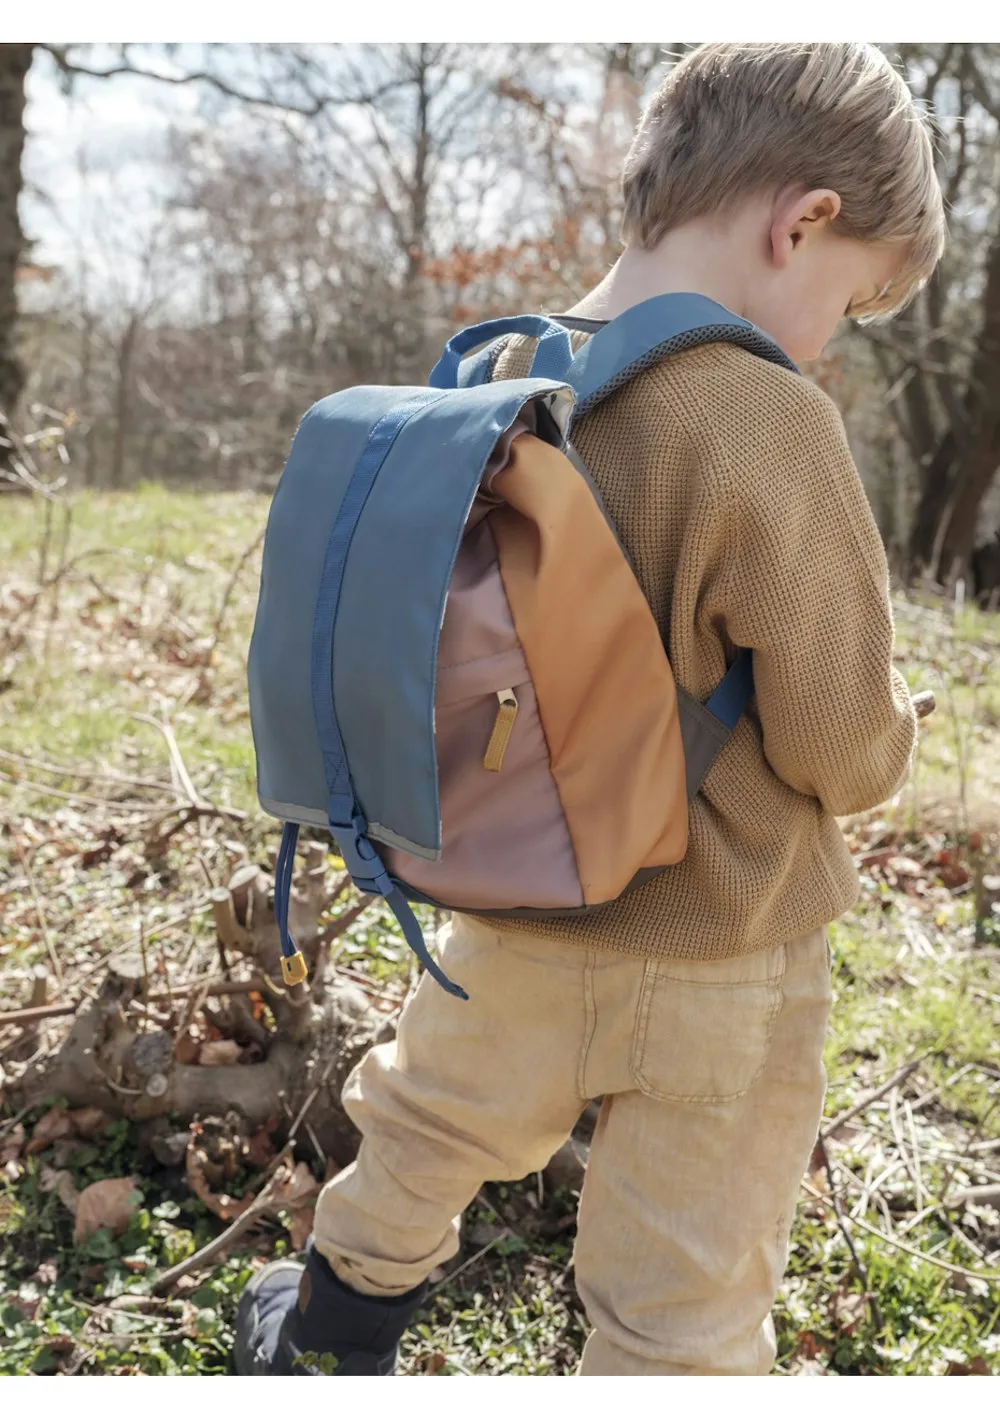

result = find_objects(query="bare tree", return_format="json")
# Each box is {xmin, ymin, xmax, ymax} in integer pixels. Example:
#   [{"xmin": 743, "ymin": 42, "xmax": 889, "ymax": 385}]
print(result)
[
  {"xmin": 865, "ymin": 44, "xmax": 1000, "ymax": 583},
  {"xmin": 0, "ymin": 43, "xmax": 32, "ymax": 471}
]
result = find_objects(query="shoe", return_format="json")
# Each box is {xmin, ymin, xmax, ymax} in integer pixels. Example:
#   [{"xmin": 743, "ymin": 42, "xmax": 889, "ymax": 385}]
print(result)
[{"xmin": 232, "ymin": 1238, "xmax": 427, "ymax": 1375}]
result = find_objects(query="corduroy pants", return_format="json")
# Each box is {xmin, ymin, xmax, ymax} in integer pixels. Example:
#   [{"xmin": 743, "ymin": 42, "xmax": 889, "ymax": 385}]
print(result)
[{"xmin": 313, "ymin": 913, "xmax": 832, "ymax": 1375}]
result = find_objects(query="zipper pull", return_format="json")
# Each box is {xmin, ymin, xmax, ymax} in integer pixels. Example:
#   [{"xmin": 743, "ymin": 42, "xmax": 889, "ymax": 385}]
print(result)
[{"xmin": 484, "ymin": 689, "xmax": 519, "ymax": 772}]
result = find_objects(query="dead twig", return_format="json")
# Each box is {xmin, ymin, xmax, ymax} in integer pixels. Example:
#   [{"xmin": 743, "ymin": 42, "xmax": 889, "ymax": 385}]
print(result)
[
  {"xmin": 821, "ymin": 1057, "xmax": 925, "ymax": 1139},
  {"xmin": 0, "ymin": 973, "xmax": 276, "ymax": 1030},
  {"xmin": 0, "ymin": 769, "xmax": 174, "ymax": 813},
  {"xmin": 426, "ymin": 1232, "xmax": 511, "ymax": 1301},
  {"xmin": 803, "ymin": 1179, "xmax": 1000, "ymax": 1283},
  {"xmin": 13, "ymin": 835, "xmax": 64, "ymax": 990},
  {"xmin": 203, "ymin": 527, "xmax": 265, "ymax": 666},
  {"xmin": 813, "ymin": 1135, "xmax": 883, "ymax": 1330},
  {"xmin": 317, "ymin": 897, "xmax": 372, "ymax": 947},
  {"xmin": 845, "ymin": 1207, "xmax": 1000, "ymax": 1283},
  {"xmin": 132, "ymin": 713, "xmax": 203, "ymax": 807},
  {"xmin": 0, "ymin": 747, "xmax": 174, "ymax": 793},
  {"xmin": 286, "ymin": 1054, "xmax": 340, "ymax": 1142}
]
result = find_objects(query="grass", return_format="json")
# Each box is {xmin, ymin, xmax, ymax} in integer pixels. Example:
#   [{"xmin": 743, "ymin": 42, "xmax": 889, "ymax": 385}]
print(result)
[
  {"xmin": 1, "ymin": 486, "xmax": 999, "ymax": 1376},
  {"xmin": 1, "ymin": 487, "xmax": 268, "ymax": 821}
]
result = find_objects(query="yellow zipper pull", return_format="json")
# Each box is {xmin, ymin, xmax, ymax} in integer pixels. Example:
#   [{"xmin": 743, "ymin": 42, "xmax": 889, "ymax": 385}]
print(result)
[{"xmin": 484, "ymin": 689, "xmax": 519, "ymax": 772}]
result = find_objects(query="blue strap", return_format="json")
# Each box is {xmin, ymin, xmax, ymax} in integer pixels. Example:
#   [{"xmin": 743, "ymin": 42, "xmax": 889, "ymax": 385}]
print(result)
[
  {"xmin": 429, "ymin": 315, "xmax": 572, "ymax": 390},
  {"xmin": 705, "ymin": 647, "xmax": 755, "ymax": 730},
  {"xmin": 309, "ymin": 387, "xmax": 467, "ymax": 1000},
  {"xmin": 387, "ymin": 888, "xmax": 468, "ymax": 1000},
  {"xmin": 565, "ymin": 293, "xmax": 796, "ymax": 416},
  {"xmin": 274, "ymin": 820, "xmax": 300, "ymax": 961},
  {"xmin": 457, "ymin": 338, "xmax": 503, "ymax": 389}
]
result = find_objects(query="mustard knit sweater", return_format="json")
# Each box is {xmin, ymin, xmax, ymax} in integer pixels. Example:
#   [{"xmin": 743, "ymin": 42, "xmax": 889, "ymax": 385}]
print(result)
[{"xmin": 469, "ymin": 334, "xmax": 917, "ymax": 961}]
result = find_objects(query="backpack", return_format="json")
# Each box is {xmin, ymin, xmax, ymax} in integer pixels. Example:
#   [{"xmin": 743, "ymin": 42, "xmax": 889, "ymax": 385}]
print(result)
[{"xmin": 247, "ymin": 293, "xmax": 797, "ymax": 998}]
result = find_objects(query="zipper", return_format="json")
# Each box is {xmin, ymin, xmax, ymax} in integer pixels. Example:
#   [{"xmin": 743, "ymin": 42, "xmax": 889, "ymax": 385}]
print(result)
[{"xmin": 484, "ymin": 689, "xmax": 519, "ymax": 772}]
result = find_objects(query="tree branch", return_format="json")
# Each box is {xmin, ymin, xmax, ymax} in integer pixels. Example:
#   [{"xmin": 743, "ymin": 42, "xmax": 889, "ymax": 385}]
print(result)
[{"xmin": 38, "ymin": 44, "xmax": 331, "ymax": 118}]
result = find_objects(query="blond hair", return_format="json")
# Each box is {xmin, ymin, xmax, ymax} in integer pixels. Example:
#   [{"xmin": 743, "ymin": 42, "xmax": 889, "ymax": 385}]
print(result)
[{"xmin": 622, "ymin": 43, "xmax": 945, "ymax": 315}]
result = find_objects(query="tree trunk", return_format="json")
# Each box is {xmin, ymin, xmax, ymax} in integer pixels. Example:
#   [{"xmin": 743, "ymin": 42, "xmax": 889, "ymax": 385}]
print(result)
[
  {"xmin": 906, "ymin": 429, "xmax": 959, "ymax": 577},
  {"xmin": 936, "ymin": 425, "xmax": 1000, "ymax": 578},
  {"xmin": 0, "ymin": 43, "xmax": 32, "ymax": 470},
  {"xmin": 110, "ymin": 317, "xmax": 138, "ymax": 488},
  {"xmin": 907, "ymin": 228, "xmax": 1000, "ymax": 580}
]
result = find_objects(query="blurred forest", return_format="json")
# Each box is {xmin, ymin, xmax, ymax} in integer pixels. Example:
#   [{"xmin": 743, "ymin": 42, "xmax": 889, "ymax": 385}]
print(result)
[{"xmin": 2, "ymin": 41, "xmax": 1000, "ymax": 593}]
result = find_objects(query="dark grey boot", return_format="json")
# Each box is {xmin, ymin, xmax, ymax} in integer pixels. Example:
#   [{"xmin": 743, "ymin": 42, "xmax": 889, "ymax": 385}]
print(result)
[{"xmin": 233, "ymin": 1239, "xmax": 427, "ymax": 1375}]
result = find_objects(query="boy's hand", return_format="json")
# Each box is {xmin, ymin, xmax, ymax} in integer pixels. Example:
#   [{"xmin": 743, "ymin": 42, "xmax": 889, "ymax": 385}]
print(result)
[{"xmin": 912, "ymin": 691, "xmax": 936, "ymax": 719}]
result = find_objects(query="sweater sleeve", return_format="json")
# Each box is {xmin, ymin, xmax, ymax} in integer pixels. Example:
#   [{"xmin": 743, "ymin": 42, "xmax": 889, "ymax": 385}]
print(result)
[{"xmin": 715, "ymin": 376, "xmax": 916, "ymax": 817}]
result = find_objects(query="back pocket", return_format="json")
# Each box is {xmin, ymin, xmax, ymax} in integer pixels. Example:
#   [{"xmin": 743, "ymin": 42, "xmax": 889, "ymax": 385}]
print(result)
[{"xmin": 630, "ymin": 945, "xmax": 785, "ymax": 1104}]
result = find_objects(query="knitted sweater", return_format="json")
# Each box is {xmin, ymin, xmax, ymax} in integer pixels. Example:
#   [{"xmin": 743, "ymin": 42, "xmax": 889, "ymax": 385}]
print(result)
[{"xmin": 469, "ymin": 333, "xmax": 917, "ymax": 961}]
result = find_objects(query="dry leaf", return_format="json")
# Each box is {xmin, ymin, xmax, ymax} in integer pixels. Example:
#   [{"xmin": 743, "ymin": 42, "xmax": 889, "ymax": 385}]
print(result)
[
  {"xmin": 245, "ymin": 1125, "xmax": 277, "ymax": 1170},
  {"xmin": 197, "ymin": 1038, "xmax": 242, "ymax": 1067},
  {"xmin": 39, "ymin": 1165, "xmax": 81, "ymax": 1214},
  {"xmin": 185, "ymin": 1143, "xmax": 251, "ymax": 1221},
  {"xmin": 287, "ymin": 1202, "xmax": 315, "ymax": 1251},
  {"xmin": 68, "ymin": 1107, "xmax": 112, "ymax": 1139},
  {"xmin": 43, "ymin": 1334, "xmax": 76, "ymax": 1357},
  {"xmin": 795, "ymin": 1330, "xmax": 823, "ymax": 1361},
  {"xmin": 937, "ymin": 861, "xmax": 970, "ymax": 890},
  {"xmin": 26, "ymin": 1106, "xmax": 75, "ymax": 1156},
  {"xmin": 73, "ymin": 1177, "xmax": 141, "ymax": 1245},
  {"xmin": 832, "ymin": 1289, "xmax": 869, "ymax": 1334},
  {"xmin": 173, "ymin": 1028, "xmax": 202, "ymax": 1066},
  {"xmin": 270, "ymin": 1161, "xmax": 321, "ymax": 1211},
  {"xmin": 0, "ymin": 1122, "xmax": 25, "ymax": 1165},
  {"xmin": 424, "ymin": 1352, "xmax": 447, "ymax": 1375},
  {"xmin": 944, "ymin": 1356, "xmax": 991, "ymax": 1376}
]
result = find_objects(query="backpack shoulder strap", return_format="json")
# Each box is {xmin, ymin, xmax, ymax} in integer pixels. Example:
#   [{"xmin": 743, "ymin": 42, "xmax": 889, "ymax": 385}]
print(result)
[{"xmin": 565, "ymin": 292, "xmax": 798, "ymax": 419}]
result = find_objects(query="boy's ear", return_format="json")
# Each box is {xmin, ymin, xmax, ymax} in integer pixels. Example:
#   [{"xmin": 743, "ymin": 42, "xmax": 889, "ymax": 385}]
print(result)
[{"xmin": 769, "ymin": 187, "xmax": 842, "ymax": 268}]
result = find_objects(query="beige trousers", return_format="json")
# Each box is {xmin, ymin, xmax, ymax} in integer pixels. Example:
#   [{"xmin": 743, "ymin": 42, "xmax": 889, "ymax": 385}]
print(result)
[{"xmin": 313, "ymin": 914, "xmax": 832, "ymax": 1375}]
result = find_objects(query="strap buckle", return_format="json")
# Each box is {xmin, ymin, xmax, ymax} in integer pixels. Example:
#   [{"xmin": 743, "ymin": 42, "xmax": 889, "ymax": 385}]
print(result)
[
  {"xmin": 280, "ymin": 950, "xmax": 309, "ymax": 987},
  {"xmin": 330, "ymin": 809, "xmax": 394, "ymax": 898}
]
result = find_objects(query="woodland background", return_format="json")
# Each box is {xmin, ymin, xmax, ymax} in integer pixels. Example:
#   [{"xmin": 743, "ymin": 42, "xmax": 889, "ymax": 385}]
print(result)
[
  {"xmin": 1, "ymin": 42, "xmax": 1000, "ymax": 589},
  {"xmin": 0, "ymin": 43, "xmax": 998, "ymax": 1378}
]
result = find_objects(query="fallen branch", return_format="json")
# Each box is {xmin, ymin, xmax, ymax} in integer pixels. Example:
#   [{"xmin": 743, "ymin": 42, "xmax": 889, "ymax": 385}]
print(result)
[
  {"xmin": 0, "ymin": 974, "xmax": 277, "ymax": 1030},
  {"xmin": 0, "ymin": 768, "xmax": 174, "ymax": 813},
  {"xmin": 820, "ymin": 1057, "xmax": 925, "ymax": 1139},
  {"xmin": 0, "ymin": 747, "xmax": 174, "ymax": 793}
]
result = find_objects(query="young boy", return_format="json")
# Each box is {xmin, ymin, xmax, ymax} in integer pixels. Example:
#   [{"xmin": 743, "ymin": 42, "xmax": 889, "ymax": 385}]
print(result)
[{"xmin": 235, "ymin": 42, "xmax": 945, "ymax": 1376}]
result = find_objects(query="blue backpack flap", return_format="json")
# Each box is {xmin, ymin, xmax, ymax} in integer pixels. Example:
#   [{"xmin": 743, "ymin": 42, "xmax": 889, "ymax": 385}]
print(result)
[{"xmin": 248, "ymin": 299, "xmax": 796, "ymax": 998}]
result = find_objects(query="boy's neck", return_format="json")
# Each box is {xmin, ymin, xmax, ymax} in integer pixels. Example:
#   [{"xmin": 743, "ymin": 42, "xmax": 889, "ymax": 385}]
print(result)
[{"xmin": 565, "ymin": 215, "xmax": 757, "ymax": 324}]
